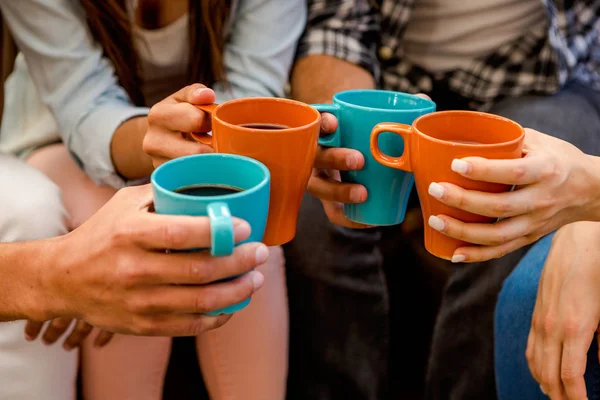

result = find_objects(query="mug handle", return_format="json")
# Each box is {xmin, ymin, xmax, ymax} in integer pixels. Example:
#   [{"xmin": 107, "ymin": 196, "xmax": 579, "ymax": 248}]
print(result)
[
  {"xmin": 370, "ymin": 122, "xmax": 413, "ymax": 172},
  {"xmin": 207, "ymin": 202, "xmax": 234, "ymax": 256},
  {"xmin": 189, "ymin": 104, "xmax": 219, "ymax": 146},
  {"xmin": 311, "ymin": 103, "xmax": 341, "ymax": 147}
]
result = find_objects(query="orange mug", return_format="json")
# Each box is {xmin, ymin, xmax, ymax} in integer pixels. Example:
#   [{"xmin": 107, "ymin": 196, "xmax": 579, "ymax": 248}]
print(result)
[
  {"xmin": 370, "ymin": 111, "xmax": 525, "ymax": 260},
  {"xmin": 190, "ymin": 97, "xmax": 320, "ymax": 246}
]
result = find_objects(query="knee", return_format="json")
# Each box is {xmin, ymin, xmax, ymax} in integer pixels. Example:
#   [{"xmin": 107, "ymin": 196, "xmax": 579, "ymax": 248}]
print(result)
[{"xmin": 0, "ymin": 170, "xmax": 67, "ymax": 242}]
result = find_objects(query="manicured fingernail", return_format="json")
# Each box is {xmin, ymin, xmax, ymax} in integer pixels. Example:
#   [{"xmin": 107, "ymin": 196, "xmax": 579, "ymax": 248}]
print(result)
[
  {"xmin": 349, "ymin": 187, "xmax": 364, "ymax": 203},
  {"xmin": 451, "ymin": 159, "xmax": 471, "ymax": 175},
  {"xmin": 428, "ymin": 182, "xmax": 445, "ymax": 200},
  {"xmin": 233, "ymin": 221, "xmax": 251, "ymax": 239},
  {"xmin": 250, "ymin": 271, "xmax": 265, "ymax": 290},
  {"xmin": 346, "ymin": 154, "xmax": 359, "ymax": 169},
  {"xmin": 255, "ymin": 244, "xmax": 269, "ymax": 265},
  {"xmin": 451, "ymin": 254, "xmax": 466, "ymax": 263},
  {"xmin": 428, "ymin": 215, "xmax": 445, "ymax": 231}
]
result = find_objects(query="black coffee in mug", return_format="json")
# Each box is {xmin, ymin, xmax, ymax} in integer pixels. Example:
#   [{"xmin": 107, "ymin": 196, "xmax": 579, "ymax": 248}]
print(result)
[
  {"xmin": 174, "ymin": 184, "xmax": 244, "ymax": 197},
  {"xmin": 239, "ymin": 123, "xmax": 289, "ymax": 130}
]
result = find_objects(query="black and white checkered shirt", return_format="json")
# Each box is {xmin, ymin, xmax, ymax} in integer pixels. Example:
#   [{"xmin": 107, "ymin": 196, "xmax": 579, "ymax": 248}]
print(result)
[{"xmin": 297, "ymin": 0, "xmax": 600, "ymax": 110}]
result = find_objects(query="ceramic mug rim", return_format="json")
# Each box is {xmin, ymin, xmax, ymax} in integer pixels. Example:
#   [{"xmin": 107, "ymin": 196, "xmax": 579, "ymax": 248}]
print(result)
[
  {"xmin": 151, "ymin": 153, "xmax": 270, "ymax": 202},
  {"xmin": 410, "ymin": 110, "xmax": 525, "ymax": 148},
  {"xmin": 209, "ymin": 97, "xmax": 321, "ymax": 134},
  {"xmin": 332, "ymin": 89, "xmax": 436, "ymax": 114}
]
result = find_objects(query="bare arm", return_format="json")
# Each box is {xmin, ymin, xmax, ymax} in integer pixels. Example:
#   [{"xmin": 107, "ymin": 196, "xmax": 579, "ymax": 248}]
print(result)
[
  {"xmin": 110, "ymin": 116, "xmax": 154, "ymax": 180},
  {"xmin": 291, "ymin": 55, "xmax": 375, "ymax": 104}
]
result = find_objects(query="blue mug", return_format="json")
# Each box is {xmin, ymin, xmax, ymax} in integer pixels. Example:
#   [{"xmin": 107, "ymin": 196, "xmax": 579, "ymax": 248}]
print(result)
[
  {"xmin": 151, "ymin": 154, "xmax": 270, "ymax": 315},
  {"xmin": 313, "ymin": 90, "xmax": 436, "ymax": 225}
]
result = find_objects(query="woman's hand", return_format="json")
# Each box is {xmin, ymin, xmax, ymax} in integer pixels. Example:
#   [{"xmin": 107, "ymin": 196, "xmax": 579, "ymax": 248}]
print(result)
[
  {"xmin": 527, "ymin": 222, "xmax": 600, "ymax": 400},
  {"xmin": 308, "ymin": 113, "xmax": 370, "ymax": 229},
  {"xmin": 24, "ymin": 319, "xmax": 114, "ymax": 351},
  {"xmin": 426, "ymin": 128, "xmax": 600, "ymax": 262},
  {"xmin": 143, "ymin": 84, "xmax": 216, "ymax": 168}
]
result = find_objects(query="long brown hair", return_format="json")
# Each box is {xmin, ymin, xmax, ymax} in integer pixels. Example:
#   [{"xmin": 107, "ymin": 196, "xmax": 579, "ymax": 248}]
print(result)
[{"xmin": 80, "ymin": 0, "xmax": 232, "ymax": 106}]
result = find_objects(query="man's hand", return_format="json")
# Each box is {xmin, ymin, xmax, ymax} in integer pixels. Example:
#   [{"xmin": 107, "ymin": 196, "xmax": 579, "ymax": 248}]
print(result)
[{"xmin": 36, "ymin": 184, "xmax": 266, "ymax": 337}]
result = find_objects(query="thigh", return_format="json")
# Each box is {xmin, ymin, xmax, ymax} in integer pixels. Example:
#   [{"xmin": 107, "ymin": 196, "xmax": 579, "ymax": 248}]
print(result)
[
  {"xmin": 0, "ymin": 152, "xmax": 67, "ymax": 242},
  {"xmin": 492, "ymin": 82, "xmax": 600, "ymax": 155},
  {"xmin": 283, "ymin": 193, "xmax": 389, "ymax": 400}
]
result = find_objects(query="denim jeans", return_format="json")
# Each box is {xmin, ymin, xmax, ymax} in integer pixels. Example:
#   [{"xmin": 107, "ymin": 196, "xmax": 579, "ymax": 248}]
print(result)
[{"xmin": 495, "ymin": 234, "xmax": 600, "ymax": 399}]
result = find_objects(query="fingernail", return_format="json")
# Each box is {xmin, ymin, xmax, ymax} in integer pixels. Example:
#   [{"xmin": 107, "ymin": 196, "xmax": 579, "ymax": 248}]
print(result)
[
  {"xmin": 428, "ymin": 215, "xmax": 445, "ymax": 231},
  {"xmin": 452, "ymin": 254, "xmax": 466, "ymax": 263},
  {"xmin": 346, "ymin": 154, "xmax": 359, "ymax": 170},
  {"xmin": 539, "ymin": 385, "xmax": 546, "ymax": 395},
  {"xmin": 24, "ymin": 334, "xmax": 34, "ymax": 341},
  {"xmin": 349, "ymin": 187, "xmax": 364, "ymax": 203},
  {"xmin": 233, "ymin": 221, "xmax": 251, "ymax": 239},
  {"xmin": 194, "ymin": 87, "xmax": 211, "ymax": 95},
  {"xmin": 250, "ymin": 271, "xmax": 265, "ymax": 291},
  {"xmin": 428, "ymin": 182, "xmax": 445, "ymax": 200},
  {"xmin": 451, "ymin": 159, "xmax": 471, "ymax": 175},
  {"xmin": 63, "ymin": 343, "xmax": 73, "ymax": 352},
  {"xmin": 255, "ymin": 244, "xmax": 269, "ymax": 265}
]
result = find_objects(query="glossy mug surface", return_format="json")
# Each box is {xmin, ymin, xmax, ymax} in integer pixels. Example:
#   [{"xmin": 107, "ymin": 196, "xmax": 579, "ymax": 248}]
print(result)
[
  {"xmin": 151, "ymin": 153, "xmax": 270, "ymax": 315},
  {"xmin": 191, "ymin": 98, "xmax": 320, "ymax": 246},
  {"xmin": 370, "ymin": 111, "xmax": 525, "ymax": 259},
  {"xmin": 313, "ymin": 90, "xmax": 436, "ymax": 225}
]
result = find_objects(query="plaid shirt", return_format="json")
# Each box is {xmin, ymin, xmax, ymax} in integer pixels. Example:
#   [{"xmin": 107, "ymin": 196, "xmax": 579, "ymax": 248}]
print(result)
[{"xmin": 297, "ymin": 0, "xmax": 600, "ymax": 110}]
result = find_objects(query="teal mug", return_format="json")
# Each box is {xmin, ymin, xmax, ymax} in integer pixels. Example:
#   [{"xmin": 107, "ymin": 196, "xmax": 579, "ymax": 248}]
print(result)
[
  {"xmin": 313, "ymin": 90, "xmax": 436, "ymax": 225},
  {"xmin": 151, "ymin": 153, "xmax": 270, "ymax": 315}
]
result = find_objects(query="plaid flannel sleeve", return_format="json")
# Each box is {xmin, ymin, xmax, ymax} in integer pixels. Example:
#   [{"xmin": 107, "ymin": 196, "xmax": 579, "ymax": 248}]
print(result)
[{"xmin": 296, "ymin": 0, "xmax": 380, "ymax": 79}]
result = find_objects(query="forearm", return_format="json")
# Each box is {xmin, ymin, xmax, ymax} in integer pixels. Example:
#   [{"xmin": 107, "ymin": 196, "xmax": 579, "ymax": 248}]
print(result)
[
  {"xmin": 0, "ymin": 240, "xmax": 58, "ymax": 322},
  {"xmin": 291, "ymin": 55, "xmax": 376, "ymax": 104},
  {"xmin": 110, "ymin": 116, "xmax": 154, "ymax": 180}
]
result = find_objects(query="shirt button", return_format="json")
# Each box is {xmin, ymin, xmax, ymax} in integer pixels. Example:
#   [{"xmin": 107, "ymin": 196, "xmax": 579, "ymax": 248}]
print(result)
[{"xmin": 379, "ymin": 46, "xmax": 393, "ymax": 60}]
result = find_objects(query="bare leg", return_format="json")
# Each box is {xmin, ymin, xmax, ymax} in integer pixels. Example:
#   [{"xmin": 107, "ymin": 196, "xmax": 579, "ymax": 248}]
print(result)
[{"xmin": 196, "ymin": 246, "xmax": 289, "ymax": 400}]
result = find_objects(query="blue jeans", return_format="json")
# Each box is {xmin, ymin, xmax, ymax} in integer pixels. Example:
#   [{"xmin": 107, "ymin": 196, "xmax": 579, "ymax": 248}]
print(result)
[{"xmin": 495, "ymin": 234, "xmax": 600, "ymax": 399}]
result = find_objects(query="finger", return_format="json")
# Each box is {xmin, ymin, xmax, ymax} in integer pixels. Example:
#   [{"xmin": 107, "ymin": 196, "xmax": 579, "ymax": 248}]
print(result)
[
  {"xmin": 428, "ymin": 213, "xmax": 542, "ymax": 247},
  {"xmin": 320, "ymin": 112, "xmax": 339, "ymax": 135},
  {"xmin": 131, "ymin": 270, "xmax": 264, "ymax": 314},
  {"xmin": 42, "ymin": 318, "xmax": 74, "ymax": 345},
  {"xmin": 450, "ymin": 236, "xmax": 533, "ymax": 263},
  {"xmin": 539, "ymin": 331, "xmax": 566, "ymax": 399},
  {"xmin": 315, "ymin": 147, "xmax": 364, "ymax": 171},
  {"xmin": 308, "ymin": 175, "xmax": 367, "ymax": 204},
  {"xmin": 148, "ymin": 102, "xmax": 212, "ymax": 134},
  {"xmin": 62, "ymin": 320, "xmax": 94, "ymax": 351},
  {"xmin": 428, "ymin": 182, "xmax": 537, "ymax": 219},
  {"xmin": 119, "ymin": 242, "xmax": 269, "ymax": 285},
  {"xmin": 450, "ymin": 154, "xmax": 548, "ymax": 186},
  {"xmin": 143, "ymin": 128, "xmax": 213, "ymax": 161},
  {"xmin": 93, "ymin": 330, "xmax": 115, "ymax": 348},
  {"xmin": 170, "ymin": 84, "xmax": 215, "ymax": 105},
  {"xmin": 130, "ymin": 214, "xmax": 252, "ymax": 251},
  {"xmin": 131, "ymin": 313, "xmax": 232, "ymax": 337},
  {"xmin": 24, "ymin": 320, "xmax": 44, "ymax": 341},
  {"xmin": 561, "ymin": 329, "xmax": 595, "ymax": 400},
  {"xmin": 527, "ymin": 328, "xmax": 540, "ymax": 382},
  {"xmin": 321, "ymin": 200, "xmax": 374, "ymax": 229}
]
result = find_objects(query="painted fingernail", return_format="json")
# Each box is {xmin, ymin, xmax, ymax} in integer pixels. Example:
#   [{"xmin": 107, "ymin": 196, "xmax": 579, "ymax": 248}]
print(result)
[
  {"xmin": 233, "ymin": 220, "xmax": 251, "ymax": 239},
  {"xmin": 346, "ymin": 154, "xmax": 359, "ymax": 169},
  {"xmin": 255, "ymin": 244, "xmax": 269, "ymax": 265},
  {"xmin": 451, "ymin": 254, "xmax": 466, "ymax": 263},
  {"xmin": 250, "ymin": 271, "xmax": 265, "ymax": 291},
  {"xmin": 428, "ymin": 182, "xmax": 446, "ymax": 200},
  {"xmin": 428, "ymin": 215, "xmax": 445, "ymax": 231},
  {"xmin": 349, "ymin": 187, "xmax": 364, "ymax": 203},
  {"xmin": 451, "ymin": 159, "xmax": 471, "ymax": 175}
]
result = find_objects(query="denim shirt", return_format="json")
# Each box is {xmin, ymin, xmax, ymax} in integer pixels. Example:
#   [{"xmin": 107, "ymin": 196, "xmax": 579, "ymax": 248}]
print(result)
[{"xmin": 0, "ymin": 0, "xmax": 306, "ymax": 188}]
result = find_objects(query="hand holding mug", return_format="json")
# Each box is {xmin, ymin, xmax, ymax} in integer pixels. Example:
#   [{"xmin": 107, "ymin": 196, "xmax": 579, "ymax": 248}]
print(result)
[
  {"xmin": 426, "ymin": 129, "xmax": 600, "ymax": 263},
  {"xmin": 308, "ymin": 112, "xmax": 369, "ymax": 229},
  {"xmin": 144, "ymin": 84, "xmax": 216, "ymax": 168}
]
